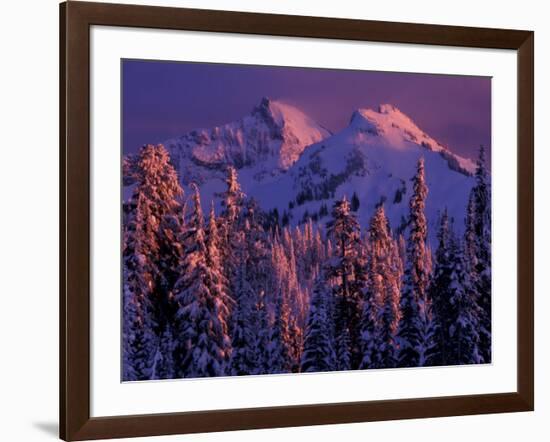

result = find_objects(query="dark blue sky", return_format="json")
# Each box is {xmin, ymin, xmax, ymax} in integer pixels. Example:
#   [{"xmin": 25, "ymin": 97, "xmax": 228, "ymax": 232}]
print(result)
[{"xmin": 122, "ymin": 59, "xmax": 491, "ymax": 161}]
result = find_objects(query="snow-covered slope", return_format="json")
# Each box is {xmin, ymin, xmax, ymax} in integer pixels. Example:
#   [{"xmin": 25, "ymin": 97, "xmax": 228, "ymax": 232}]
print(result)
[
  {"xmin": 163, "ymin": 97, "xmax": 331, "ymax": 184},
  {"xmin": 136, "ymin": 100, "xmax": 478, "ymax": 245}
]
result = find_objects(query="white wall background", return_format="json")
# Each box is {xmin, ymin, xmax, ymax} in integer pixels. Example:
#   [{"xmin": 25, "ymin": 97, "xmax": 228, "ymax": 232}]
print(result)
[{"xmin": 0, "ymin": 0, "xmax": 546, "ymax": 441}]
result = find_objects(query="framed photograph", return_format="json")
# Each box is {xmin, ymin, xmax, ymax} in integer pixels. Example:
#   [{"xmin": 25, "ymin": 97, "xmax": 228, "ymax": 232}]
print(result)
[{"xmin": 60, "ymin": 1, "xmax": 534, "ymax": 440}]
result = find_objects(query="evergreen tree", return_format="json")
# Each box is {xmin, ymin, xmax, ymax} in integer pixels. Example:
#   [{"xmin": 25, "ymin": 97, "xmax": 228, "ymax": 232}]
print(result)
[
  {"xmin": 300, "ymin": 273, "xmax": 337, "ymax": 372},
  {"xmin": 139, "ymin": 145, "xmax": 183, "ymax": 324},
  {"xmin": 219, "ymin": 166, "xmax": 246, "ymax": 308},
  {"xmin": 206, "ymin": 202, "xmax": 233, "ymax": 331},
  {"xmin": 254, "ymin": 291, "xmax": 272, "ymax": 374},
  {"xmin": 429, "ymin": 209, "xmax": 455, "ymax": 365},
  {"xmin": 278, "ymin": 227, "xmax": 307, "ymax": 368},
  {"xmin": 122, "ymin": 286, "xmax": 157, "ymax": 381},
  {"xmin": 122, "ymin": 144, "xmax": 183, "ymax": 380},
  {"xmin": 153, "ymin": 148, "xmax": 185, "ymax": 331},
  {"xmin": 415, "ymin": 304, "xmax": 437, "ymax": 366},
  {"xmin": 314, "ymin": 229, "xmax": 326, "ymax": 264},
  {"xmin": 173, "ymin": 185, "xmax": 232, "ymax": 378},
  {"xmin": 336, "ymin": 323, "xmax": 353, "ymax": 371},
  {"xmin": 242, "ymin": 199, "xmax": 272, "ymax": 299},
  {"xmin": 288, "ymin": 314, "xmax": 305, "ymax": 372},
  {"xmin": 359, "ymin": 292, "xmax": 384, "ymax": 369},
  {"xmin": 447, "ymin": 232, "xmax": 483, "ymax": 365},
  {"xmin": 326, "ymin": 196, "xmax": 363, "ymax": 369},
  {"xmin": 397, "ymin": 234, "xmax": 407, "ymax": 269},
  {"xmin": 156, "ymin": 210, "xmax": 185, "ymax": 327},
  {"xmin": 153, "ymin": 325, "xmax": 175, "ymax": 380},
  {"xmin": 359, "ymin": 206, "xmax": 402, "ymax": 369},
  {"xmin": 221, "ymin": 166, "xmax": 245, "ymax": 227},
  {"xmin": 368, "ymin": 206, "xmax": 402, "ymax": 333},
  {"xmin": 229, "ymin": 269, "xmax": 259, "ymax": 375},
  {"xmin": 464, "ymin": 193, "xmax": 478, "ymax": 275},
  {"xmin": 265, "ymin": 289, "xmax": 294, "ymax": 374},
  {"xmin": 229, "ymin": 215, "xmax": 270, "ymax": 376},
  {"xmin": 466, "ymin": 145, "xmax": 492, "ymax": 363},
  {"xmin": 264, "ymin": 239, "xmax": 300, "ymax": 373},
  {"xmin": 123, "ymin": 195, "xmax": 157, "ymax": 381},
  {"xmin": 397, "ymin": 158, "xmax": 433, "ymax": 367},
  {"xmin": 230, "ymin": 200, "xmax": 276, "ymax": 374}
]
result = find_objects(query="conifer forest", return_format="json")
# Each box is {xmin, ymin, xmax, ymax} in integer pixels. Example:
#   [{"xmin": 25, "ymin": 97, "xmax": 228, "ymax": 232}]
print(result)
[{"xmin": 122, "ymin": 142, "xmax": 491, "ymax": 381}]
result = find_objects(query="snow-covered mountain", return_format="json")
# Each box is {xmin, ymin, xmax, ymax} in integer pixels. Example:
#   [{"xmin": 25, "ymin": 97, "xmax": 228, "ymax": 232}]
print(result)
[
  {"xmin": 159, "ymin": 99, "xmax": 478, "ymax": 245},
  {"xmin": 163, "ymin": 97, "xmax": 331, "ymax": 184},
  {"xmin": 248, "ymin": 104, "xmax": 476, "ymax": 243}
]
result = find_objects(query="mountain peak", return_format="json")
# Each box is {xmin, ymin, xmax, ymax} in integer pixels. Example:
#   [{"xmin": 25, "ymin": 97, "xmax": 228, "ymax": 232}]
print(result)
[
  {"xmin": 252, "ymin": 97, "xmax": 316, "ymax": 129},
  {"xmin": 348, "ymin": 109, "xmax": 383, "ymax": 134},
  {"xmin": 252, "ymin": 96, "xmax": 289, "ymax": 128},
  {"xmin": 252, "ymin": 96, "xmax": 275, "ymax": 118},
  {"xmin": 163, "ymin": 97, "xmax": 330, "ymax": 179},
  {"xmin": 345, "ymin": 104, "xmax": 475, "ymax": 174},
  {"xmin": 378, "ymin": 103, "xmax": 403, "ymax": 114},
  {"xmin": 348, "ymin": 104, "xmax": 420, "ymax": 136}
]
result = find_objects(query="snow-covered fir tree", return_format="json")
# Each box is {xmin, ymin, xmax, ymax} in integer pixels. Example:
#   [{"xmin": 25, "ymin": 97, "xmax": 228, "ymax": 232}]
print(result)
[
  {"xmin": 359, "ymin": 292, "xmax": 384, "ymax": 369},
  {"xmin": 254, "ymin": 291, "xmax": 272, "ymax": 374},
  {"xmin": 415, "ymin": 303, "xmax": 437, "ymax": 366},
  {"xmin": 397, "ymin": 157, "xmax": 435, "ymax": 367},
  {"xmin": 173, "ymin": 185, "xmax": 232, "ymax": 378},
  {"xmin": 397, "ymin": 234, "xmax": 407, "ymax": 269},
  {"xmin": 122, "ymin": 285, "xmax": 157, "ymax": 381},
  {"xmin": 229, "ymin": 264, "xmax": 259, "ymax": 375},
  {"xmin": 153, "ymin": 325, "xmax": 175, "ymax": 380},
  {"xmin": 138, "ymin": 144, "xmax": 183, "ymax": 315},
  {"xmin": 429, "ymin": 208, "xmax": 483, "ymax": 366},
  {"xmin": 326, "ymin": 196, "xmax": 363, "ymax": 370},
  {"xmin": 300, "ymin": 272, "xmax": 337, "ymax": 372},
  {"xmin": 206, "ymin": 202, "xmax": 233, "ymax": 335},
  {"xmin": 152, "ymin": 148, "xmax": 185, "ymax": 330},
  {"xmin": 447, "ymin": 230, "xmax": 483, "ymax": 365},
  {"xmin": 264, "ymin": 237, "xmax": 301, "ymax": 373},
  {"xmin": 360, "ymin": 205, "xmax": 403, "ymax": 369},
  {"xmin": 429, "ymin": 209, "xmax": 455, "ymax": 365},
  {"xmin": 277, "ymin": 227, "xmax": 307, "ymax": 369},
  {"xmin": 122, "ymin": 144, "xmax": 184, "ymax": 380},
  {"xmin": 228, "ymin": 217, "xmax": 266, "ymax": 375},
  {"xmin": 465, "ymin": 145, "xmax": 492, "ymax": 363},
  {"xmin": 369, "ymin": 206, "xmax": 403, "ymax": 332},
  {"xmin": 241, "ymin": 200, "xmax": 272, "ymax": 300},
  {"xmin": 229, "ymin": 199, "xmax": 275, "ymax": 374},
  {"xmin": 123, "ymin": 198, "xmax": 156, "ymax": 381},
  {"xmin": 219, "ymin": 166, "xmax": 246, "ymax": 308},
  {"xmin": 464, "ymin": 193, "xmax": 477, "ymax": 276},
  {"xmin": 221, "ymin": 166, "xmax": 245, "ymax": 227},
  {"xmin": 265, "ymin": 287, "xmax": 294, "ymax": 374}
]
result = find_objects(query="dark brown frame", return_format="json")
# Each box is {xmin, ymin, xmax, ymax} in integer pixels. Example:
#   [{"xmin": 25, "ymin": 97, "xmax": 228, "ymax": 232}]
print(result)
[{"xmin": 60, "ymin": 1, "xmax": 534, "ymax": 440}]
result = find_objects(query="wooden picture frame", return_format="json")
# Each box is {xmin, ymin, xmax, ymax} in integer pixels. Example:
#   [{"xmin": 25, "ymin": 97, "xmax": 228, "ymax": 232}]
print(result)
[{"xmin": 60, "ymin": 1, "xmax": 534, "ymax": 440}]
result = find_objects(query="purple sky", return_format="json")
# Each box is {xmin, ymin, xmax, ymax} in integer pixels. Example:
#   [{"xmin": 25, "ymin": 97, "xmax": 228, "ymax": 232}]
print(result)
[{"xmin": 122, "ymin": 59, "xmax": 491, "ymax": 162}]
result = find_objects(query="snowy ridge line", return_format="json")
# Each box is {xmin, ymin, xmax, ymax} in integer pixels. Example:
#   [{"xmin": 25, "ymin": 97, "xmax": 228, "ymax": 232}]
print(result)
[{"xmin": 124, "ymin": 98, "xmax": 482, "ymax": 246}]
